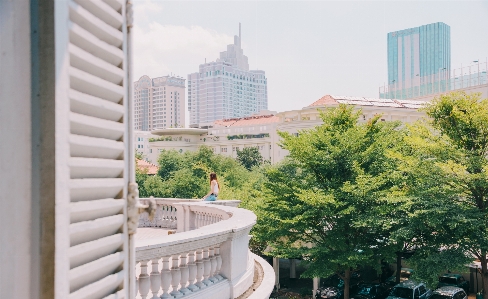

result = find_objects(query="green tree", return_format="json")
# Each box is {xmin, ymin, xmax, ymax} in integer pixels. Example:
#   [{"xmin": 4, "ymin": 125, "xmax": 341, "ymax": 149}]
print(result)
[
  {"xmin": 391, "ymin": 92, "xmax": 488, "ymax": 292},
  {"xmin": 236, "ymin": 147, "xmax": 264, "ymax": 170},
  {"xmin": 157, "ymin": 149, "xmax": 184, "ymax": 180},
  {"xmin": 144, "ymin": 145, "xmax": 253, "ymax": 199},
  {"xmin": 254, "ymin": 105, "xmax": 402, "ymax": 299}
]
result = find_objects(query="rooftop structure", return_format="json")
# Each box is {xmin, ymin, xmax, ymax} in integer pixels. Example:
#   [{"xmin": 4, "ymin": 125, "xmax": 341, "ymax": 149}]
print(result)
[
  {"xmin": 136, "ymin": 159, "xmax": 159, "ymax": 175},
  {"xmin": 188, "ymin": 24, "xmax": 268, "ymax": 128}
]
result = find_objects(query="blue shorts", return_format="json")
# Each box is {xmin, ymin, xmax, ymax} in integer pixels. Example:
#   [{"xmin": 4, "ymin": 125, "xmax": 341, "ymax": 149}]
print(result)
[{"xmin": 205, "ymin": 194, "xmax": 217, "ymax": 201}]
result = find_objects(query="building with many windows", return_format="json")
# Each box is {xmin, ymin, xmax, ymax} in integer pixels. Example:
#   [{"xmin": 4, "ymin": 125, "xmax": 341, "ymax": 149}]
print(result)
[
  {"xmin": 384, "ymin": 22, "xmax": 451, "ymax": 99},
  {"xmin": 188, "ymin": 24, "xmax": 268, "ymax": 128},
  {"xmin": 145, "ymin": 95, "xmax": 425, "ymax": 164},
  {"xmin": 133, "ymin": 75, "xmax": 185, "ymax": 131}
]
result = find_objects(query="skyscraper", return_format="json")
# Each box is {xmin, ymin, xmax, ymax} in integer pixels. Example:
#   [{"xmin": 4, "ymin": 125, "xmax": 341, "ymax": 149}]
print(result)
[
  {"xmin": 386, "ymin": 22, "xmax": 451, "ymax": 99},
  {"xmin": 133, "ymin": 75, "xmax": 186, "ymax": 131},
  {"xmin": 188, "ymin": 24, "xmax": 268, "ymax": 128}
]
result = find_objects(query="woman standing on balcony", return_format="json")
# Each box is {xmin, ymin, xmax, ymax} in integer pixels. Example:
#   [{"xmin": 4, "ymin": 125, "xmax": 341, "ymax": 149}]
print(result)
[{"xmin": 203, "ymin": 172, "xmax": 220, "ymax": 201}]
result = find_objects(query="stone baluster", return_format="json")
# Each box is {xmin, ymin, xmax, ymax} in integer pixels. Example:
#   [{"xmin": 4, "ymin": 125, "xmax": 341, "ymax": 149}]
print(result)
[
  {"xmin": 170, "ymin": 254, "xmax": 183, "ymax": 298},
  {"xmin": 214, "ymin": 245, "xmax": 223, "ymax": 280},
  {"xmin": 179, "ymin": 252, "xmax": 192, "ymax": 295},
  {"xmin": 155, "ymin": 207, "xmax": 162, "ymax": 227},
  {"xmin": 171, "ymin": 207, "xmax": 177, "ymax": 229},
  {"xmin": 160, "ymin": 256, "xmax": 172, "ymax": 299},
  {"xmin": 196, "ymin": 213, "xmax": 201, "ymax": 228},
  {"xmin": 202, "ymin": 248, "xmax": 213, "ymax": 286},
  {"xmin": 139, "ymin": 260, "xmax": 150, "ymax": 299},
  {"xmin": 209, "ymin": 247, "xmax": 218, "ymax": 283},
  {"xmin": 187, "ymin": 251, "xmax": 199, "ymax": 292},
  {"xmin": 195, "ymin": 249, "xmax": 206, "ymax": 289},
  {"xmin": 135, "ymin": 276, "xmax": 139, "ymax": 297},
  {"xmin": 149, "ymin": 259, "xmax": 161, "ymax": 299},
  {"xmin": 204, "ymin": 214, "xmax": 209, "ymax": 226},
  {"xmin": 161, "ymin": 205, "xmax": 168, "ymax": 227}
]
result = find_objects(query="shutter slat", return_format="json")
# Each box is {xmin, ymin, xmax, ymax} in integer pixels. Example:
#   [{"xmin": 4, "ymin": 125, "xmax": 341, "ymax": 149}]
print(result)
[
  {"xmin": 69, "ymin": 1, "xmax": 123, "ymax": 47},
  {"xmin": 70, "ymin": 67, "xmax": 124, "ymax": 103},
  {"xmin": 73, "ymin": 0, "xmax": 123, "ymax": 30},
  {"xmin": 70, "ymin": 44, "xmax": 124, "ymax": 85},
  {"xmin": 101, "ymin": 0, "xmax": 123, "ymax": 12},
  {"xmin": 70, "ymin": 198, "xmax": 124, "ymax": 223},
  {"xmin": 70, "ymin": 157, "xmax": 124, "ymax": 179},
  {"xmin": 70, "ymin": 178, "xmax": 125, "ymax": 202},
  {"xmin": 69, "ymin": 270, "xmax": 124, "ymax": 299},
  {"xmin": 103, "ymin": 289, "xmax": 125, "ymax": 299},
  {"xmin": 70, "ymin": 214, "xmax": 124, "ymax": 246},
  {"xmin": 69, "ymin": 22, "xmax": 123, "ymax": 66},
  {"xmin": 67, "ymin": 0, "xmax": 128, "ymax": 297},
  {"xmin": 69, "ymin": 234, "xmax": 124, "ymax": 269},
  {"xmin": 70, "ymin": 112, "xmax": 124, "ymax": 140},
  {"xmin": 70, "ymin": 134, "xmax": 124, "ymax": 160},
  {"xmin": 70, "ymin": 252, "xmax": 125, "ymax": 292},
  {"xmin": 70, "ymin": 89, "xmax": 124, "ymax": 122}
]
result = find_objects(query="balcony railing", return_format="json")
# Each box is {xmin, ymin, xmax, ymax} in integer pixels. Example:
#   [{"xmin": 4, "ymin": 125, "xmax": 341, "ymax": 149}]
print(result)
[{"xmin": 135, "ymin": 198, "xmax": 274, "ymax": 299}]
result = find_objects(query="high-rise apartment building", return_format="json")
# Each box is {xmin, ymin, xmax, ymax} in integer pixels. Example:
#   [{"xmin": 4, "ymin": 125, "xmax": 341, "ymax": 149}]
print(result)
[
  {"xmin": 386, "ymin": 22, "xmax": 451, "ymax": 99},
  {"xmin": 188, "ymin": 24, "xmax": 268, "ymax": 128},
  {"xmin": 134, "ymin": 75, "xmax": 185, "ymax": 131}
]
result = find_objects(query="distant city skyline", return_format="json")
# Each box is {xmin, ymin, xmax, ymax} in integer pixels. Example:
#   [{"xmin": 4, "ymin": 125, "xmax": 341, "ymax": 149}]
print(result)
[{"xmin": 133, "ymin": 0, "xmax": 488, "ymax": 117}]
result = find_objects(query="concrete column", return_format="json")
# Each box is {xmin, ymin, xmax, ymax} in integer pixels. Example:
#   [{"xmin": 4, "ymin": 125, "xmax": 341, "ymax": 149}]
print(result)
[
  {"xmin": 273, "ymin": 257, "xmax": 280, "ymax": 290},
  {"xmin": 289, "ymin": 259, "xmax": 296, "ymax": 279},
  {"xmin": 313, "ymin": 277, "xmax": 321, "ymax": 297}
]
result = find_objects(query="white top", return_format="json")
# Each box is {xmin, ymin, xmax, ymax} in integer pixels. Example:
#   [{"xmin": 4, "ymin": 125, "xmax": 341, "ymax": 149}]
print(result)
[{"xmin": 212, "ymin": 180, "xmax": 219, "ymax": 194}]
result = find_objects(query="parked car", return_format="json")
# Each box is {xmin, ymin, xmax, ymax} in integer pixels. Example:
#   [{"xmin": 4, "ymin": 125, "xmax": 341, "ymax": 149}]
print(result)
[
  {"xmin": 353, "ymin": 283, "xmax": 392, "ymax": 299},
  {"xmin": 430, "ymin": 286, "xmax": 467, "ymax": 299},
  {"xmin": 386, "ymin": 268, "xmax": 414, "ymax": 286},
  {"xmin": 437, "ymin": 274, "xmax": 469, "ymax": 294},
  {"xmin": 316, "ymin": 273, "xmax": 363, "ymax": 299},
  {"xmin": 386, "ymin": 280, "xmax": 432, "ymax": 299}
]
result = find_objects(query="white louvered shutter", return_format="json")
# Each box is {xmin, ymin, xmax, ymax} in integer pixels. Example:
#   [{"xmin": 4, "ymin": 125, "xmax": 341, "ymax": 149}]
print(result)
[{"xmin": 66, "ymin": 0, "xmax": 130, "ymax": 298}]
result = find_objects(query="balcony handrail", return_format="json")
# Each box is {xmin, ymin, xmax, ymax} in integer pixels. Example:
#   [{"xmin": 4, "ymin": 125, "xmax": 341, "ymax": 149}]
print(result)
[{"xmin": 136, "ymin": 202, "xmax": 255, "ymax": 260}]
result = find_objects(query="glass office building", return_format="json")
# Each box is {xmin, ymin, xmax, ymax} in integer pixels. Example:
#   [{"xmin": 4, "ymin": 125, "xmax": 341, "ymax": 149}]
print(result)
[{"xmin": 385, "ymin": 22, "xmax": 451, "ymax": 99}]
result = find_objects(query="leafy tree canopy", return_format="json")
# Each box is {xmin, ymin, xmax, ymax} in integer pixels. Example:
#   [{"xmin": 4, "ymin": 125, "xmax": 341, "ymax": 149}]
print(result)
[
  {"xmin": 253, "ymin": 105, "xmax": 403, "ymax": 299},
  {"xmin": 236, "ymin": 146, "xmax": 265, "ymax": 170},
  {"xmin": 141, "ymin": 146, "xmax": 252, "ymax": 199},
  {"xmin": 391, "ymin": 92, "xmax": 488, "ymax": 291}
]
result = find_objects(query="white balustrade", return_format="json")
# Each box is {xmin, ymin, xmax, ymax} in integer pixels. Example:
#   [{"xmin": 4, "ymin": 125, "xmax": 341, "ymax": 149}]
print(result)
[
  {"xmin": 138, "ymin": 198, "xmax": 239, "ymax": 230},
  {"xmin": 135, "ymin": 201, "xmax": 258, "ymax": 299}
]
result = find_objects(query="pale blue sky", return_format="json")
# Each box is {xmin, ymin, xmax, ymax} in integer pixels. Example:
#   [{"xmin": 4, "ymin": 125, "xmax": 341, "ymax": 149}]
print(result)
[{"xmin": 133, "ymin": 0, "xmax": 488, "ymax": 113}]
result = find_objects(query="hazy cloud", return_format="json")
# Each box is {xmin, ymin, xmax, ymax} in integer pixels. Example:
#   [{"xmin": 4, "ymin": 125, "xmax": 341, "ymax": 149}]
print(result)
[{"xmin": 133, "ymin": 23, "xmax": 233, "ymax": 80}]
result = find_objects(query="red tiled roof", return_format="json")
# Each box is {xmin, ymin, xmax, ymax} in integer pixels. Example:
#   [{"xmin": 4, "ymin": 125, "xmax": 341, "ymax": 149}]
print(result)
[
  {"xmin": 213, "ymin": 114, "xmax": 279, "ymax": 127},
  {"xmin": 136, "ymin": 159, "xmax": 158, "ymax": 175},
  {"xmin": 308, "ymin": 95, "xmax": 338, "ymax": 107}
]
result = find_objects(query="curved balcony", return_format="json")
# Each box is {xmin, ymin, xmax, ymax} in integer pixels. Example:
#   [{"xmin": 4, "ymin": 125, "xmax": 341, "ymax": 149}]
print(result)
[{"xmin": 135, "ymin": 198, "xmax": 275, "ymax": 299}]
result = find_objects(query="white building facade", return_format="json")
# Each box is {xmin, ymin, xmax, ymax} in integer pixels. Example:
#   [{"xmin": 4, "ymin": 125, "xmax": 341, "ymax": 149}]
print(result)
[
  {"xmin": 146, "ymin": 95, "xmax": 425, "ymax": 164},
  {"xmin": 134, "ymin": 75, "xmax": 186, "ymax": 131},
  {"xmin": 188, "ymin": 24, "xmax": 268, "ymax": 128}
]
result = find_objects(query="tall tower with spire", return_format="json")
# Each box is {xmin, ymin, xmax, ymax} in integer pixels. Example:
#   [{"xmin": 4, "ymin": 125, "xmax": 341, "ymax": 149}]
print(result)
[
  {"xmin": 187, "ymin": 23, "xmax": 268, "ymax": 128},
  {"xmin": 217, "ymin": 23, "xmax": 249, "ymax": 71}
]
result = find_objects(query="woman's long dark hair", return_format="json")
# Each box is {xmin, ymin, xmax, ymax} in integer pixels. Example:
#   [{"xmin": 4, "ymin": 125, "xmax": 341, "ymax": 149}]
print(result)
[{"xmin": 209, "ymin": 172, "xmax": 219, "ymax": 189}]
